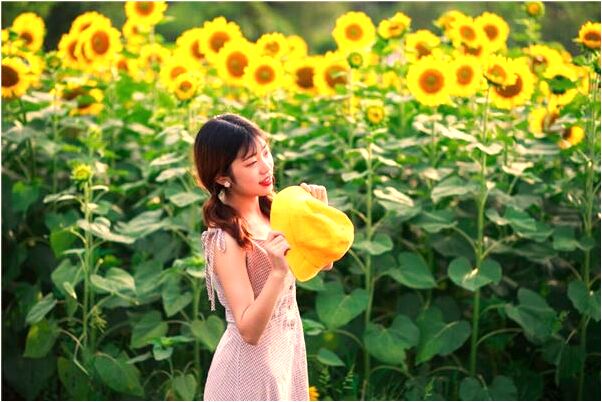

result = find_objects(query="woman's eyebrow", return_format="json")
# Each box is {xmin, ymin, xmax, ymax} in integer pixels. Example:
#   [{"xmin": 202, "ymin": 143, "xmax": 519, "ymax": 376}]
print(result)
[{"xmin": 242, "ymin": 142, "xmax": 268, "ymax": 161}]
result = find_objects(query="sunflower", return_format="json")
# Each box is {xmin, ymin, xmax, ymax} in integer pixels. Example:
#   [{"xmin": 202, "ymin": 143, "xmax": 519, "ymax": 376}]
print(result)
[
  {"xmin": 244, "ymin": 55, "xmax": 285, "ymax": 96},
  {"xmin": 309, "ymin": 386, "xmax": 320, "ymax": 401},
  {"xmin": 475, "ymin": 12, "xmax": 509, "ymax": 52},
  {"xmin": 57, "ymin": 31, "xmax": 81, "ymax": 69},
  {"xmin": 407, "ymin": 55, "xmax": 453, "ymax": 106},
  {"xmin": 122, "ymin": 19, "xmax": 147, "ymax": 52},
  {"xmin": 314, "ymin": 51, "xmax": 350, "ymax": 95},
  {"xmin": 256, "ymin": 32, "xmax": 289, "ymax": 59},
  {"xmin": 216, "ymin": 38, "xmax": 255, "ymax": 86},
  {"xmin": 286, "ymin": 35, "xmax": 308, "ymax": 60},
  {"xmin": 2, "ymin": 57, "xmax": 30, "ymax": 98},
  {"xmin": 11, "ymin": 12, "xmax": 46, "ymax": 52},
  {"xmin": 70, "ymin": 11, "xmax": 112, "ymax": 35},
  {"xmin": 69, "ymin": 88, "xmax": 104, "ymax": 116},
  {"xmin": 286, "ymin": 56, "xmax": 318, "ymax": 94},
  {"xmin": 525, "ymin": 2, "xmax": 545, "ymax": 18},
  {"xmin": 523, "ymin": 44, "xmax": 564, "ymax": 75},
  {"xmin": 405, "ymin": 30, "xmax": 441, "ymax": 63},
  {"xmin": 448, "ymin": 15, "xmax": 486, "ymax": 51},
  {"xmin": 170, "ymin": 71, "xmax": 200, "ymax": 101},
  {"xmin": 483, "ymin": 54, "xmax": 516, "ymax": 87},
  {"xmin": 528, "ymin": 106, "xmax": 559, "ymax": 137},
  {"xmin": 332, "ymin": 11, "xmax": 376, "ymax": 52},
  {"xmin": 435, "ymin": 10, "xmax": 468, "ymax": 35},
  {"xmin": 139, "ymin": 43, "xmax": 171, "ymax": 70},
  {"xmin": 450, "ymin": 55, "xmax": 483, "ymax": 97},
  {"xmin": 113, "ymin": 54, "xmax": 139, "ymax": 77},
  {"xmin": 124, "ymin": 1, "xmax": 167, "ymax": 28},
  {"xmin": 159, "ymin": 54, "xmax": 194, "ymax": 88},
  {"xmin": 558, "ymin": 126, "xmax": 585, "ymax": 149},
  {"xmin": 200, "ymin": 17, "xmax": 243, "ymax": 65},
  {"xmin": 77, "ymin": 20, "xmax": 122, "ymax": 69},
  {"xmin": 490, "ymin": 58, "xmax": 535, "ymax": 109},
  {"xmin": 11, "ymin": 49, "xmax": 44, "ymax": 88},
  {"xmin": 575, "ymin": 21, "xmax": 601, "ymax": 51},
  {"xmin": 364, "ymin": 100, "xmax": 386, "ymax": 125},
  {"xmin": 175, "ymin": 28, "xmax": 206, "ymax": 67},
  {"xmin": 541, "ymin": 63, "xmax": 579, "ymax": 106},
  {"xmin": 377, "ymin": 12, "xmax": 411, "ymax": 39}
]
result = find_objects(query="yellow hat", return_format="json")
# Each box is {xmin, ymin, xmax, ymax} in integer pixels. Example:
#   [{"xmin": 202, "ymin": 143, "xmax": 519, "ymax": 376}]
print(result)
[{"xmin": 270, "ymin": 185, "xmax": 355, "ymax": 281}]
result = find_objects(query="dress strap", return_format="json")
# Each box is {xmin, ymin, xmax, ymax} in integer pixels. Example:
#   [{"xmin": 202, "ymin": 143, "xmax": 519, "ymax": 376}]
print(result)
[{"xmin": 201, "ymin": 227, "xmax": 226, "ymax": 311}]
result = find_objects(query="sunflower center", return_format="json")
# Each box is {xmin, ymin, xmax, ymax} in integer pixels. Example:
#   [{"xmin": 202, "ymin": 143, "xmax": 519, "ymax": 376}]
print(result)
[
  {"xmin": 210, "ymin": 32, "xmax": 229, "ymax": 52},
  {"xmin": 496, "ymin": 74, "xmax": 523, "ymax": 98},
  {"xmin": 464, "ymin": 44, "xmax": 484, "ymax": 56},
  {"xmin": 419, "ymin": 69, "xmax": 445, "ymax": 93},
  {"xmin": 488, "ymin": 65, "xmax": 506, "ymax": 81},
  {"xmin": 325, "ymin": 65, "xmax": 347, "ymax": 88},
  {"xmin": 415, "ymin": 42, "xmax": 431, "ymax": 58},
  {"xmin": 91, "ymin": 31, "xmax": 110, "ymax": 55},
  {"xmin": 265, "ymin": 41, "xmax": 280, "ymax": 56},
  {"xmin": 2, "ymin": 65, "xmax": 19, "ymax": 87},
  {"xmin": 63, "ymin": 87, "xmax": 85, "ymax": 101},
  {"xmin": 527, "ymin": 3, "xmax": 542, "ymax": 15},
  {"xmin": 484, "ymin": 25, "xmax": 499, "ymax": 40},
  {"xmin": 171, "ymin": 66, "xmax": 186, "ymax": 79},
  {"xmin": 147, "ymin": 53, "xmax": 162, "ymax": 65},
  {"xmin": 296, "ymin": 66, "xmax": 314, "ymax": 89},
  {"xmin": 460, "ymin": 26, "xmax": 476, "ymax": 41},
  {"xmin": 389, "ymin": 22, "xmax": 404, "ymax": 36},
  {"xmin": 191, "ymin": 41, "xmax": 204, "ymax": 60},
  {"xmin": 179, "ymin": 81, "xmax": 192, "ymax": 92},
  {"xmin": 20, "ymin": 31, "xmax": 33, "ymax": 45},
  {"xmin": 456, "ymin": 65, "xmax": 474, "ymax": 85},
  {"xmin": 117, "ymin": 59, "xmax": 128, "ymax": 71},
  {"xmin": 584, "ymin": 31, "xmax": 601, "ymax": 43},
  {"xmin": 135, "ymin": 2, "xmax": 155, "ymax": 16},
  {"xmin": 80, "ymin": 22, "xmax": 92, "ymax": 33},
  {"xmin": 227, "ymin": 52, "xmax": 247, "ymax": 77},
  {"xmin": 255, "ymin": 65, "xmax": 275, "ymax": 84},
  {"xmin": 345, "ymin": 24, "xmax": 363, "ymax": 41}
]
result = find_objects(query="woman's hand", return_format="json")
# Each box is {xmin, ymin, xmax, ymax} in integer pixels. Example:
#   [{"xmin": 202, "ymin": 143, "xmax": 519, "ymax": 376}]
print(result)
[
  {"xmin": 300, "ymin": 182, "xmax": 328, "ymax": 205},
  {"xmin": 261, "ymin": 230, "xmax": 291, "ymax": 278}
]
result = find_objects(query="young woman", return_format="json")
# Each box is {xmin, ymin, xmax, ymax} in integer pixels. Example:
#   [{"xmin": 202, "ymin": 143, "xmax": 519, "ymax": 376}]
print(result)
[{"xmin": 193, "ymin": 113, "xmax": 332, "ymax": 401}]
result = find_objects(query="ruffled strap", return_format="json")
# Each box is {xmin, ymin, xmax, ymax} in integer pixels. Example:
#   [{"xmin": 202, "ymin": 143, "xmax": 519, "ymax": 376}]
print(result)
[{"xmin": 201, "ymin": 227, "xmax": 226, "ymax": 311}]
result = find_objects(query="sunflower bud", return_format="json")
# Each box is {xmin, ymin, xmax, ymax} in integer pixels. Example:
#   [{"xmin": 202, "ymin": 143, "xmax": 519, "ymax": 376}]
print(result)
[
  {"xmin": 525, "ymin": 1, "xmax": 545, "ymax": 18},
  {"xmin": 71, "ymin": 163, "xmax": 94, "ymax": 182},
  {"xmin": 347, "ymin": 51, "xmax": 364, "ymax": 69},
  {"xmin": 365, "ymin": 104, "xmax": 385, "ymax": 126}
]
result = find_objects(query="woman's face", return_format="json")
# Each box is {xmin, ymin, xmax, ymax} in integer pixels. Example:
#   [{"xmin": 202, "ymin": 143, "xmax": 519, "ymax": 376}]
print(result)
[{"xmin": 228, "ymin": 136, "xmax": 274, "ymax": 196}]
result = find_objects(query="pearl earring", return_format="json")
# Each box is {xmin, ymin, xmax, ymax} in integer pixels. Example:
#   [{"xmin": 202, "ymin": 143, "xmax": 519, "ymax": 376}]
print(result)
[{"xmin": 224, "ymin": 181, "xmax": 231, "ymax": 188}]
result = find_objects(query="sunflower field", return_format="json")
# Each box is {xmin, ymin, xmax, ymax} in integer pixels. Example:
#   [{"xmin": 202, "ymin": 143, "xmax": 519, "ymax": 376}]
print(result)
[{"xmin": 1, "ymin": 1, "xmax": 601, "ymax": 401}]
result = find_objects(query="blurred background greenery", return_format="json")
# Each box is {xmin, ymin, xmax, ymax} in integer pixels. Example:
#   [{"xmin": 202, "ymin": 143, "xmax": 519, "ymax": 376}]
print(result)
[{"xmin": 2, "ymin": 1, "xmax": 600, "ymax": 55}]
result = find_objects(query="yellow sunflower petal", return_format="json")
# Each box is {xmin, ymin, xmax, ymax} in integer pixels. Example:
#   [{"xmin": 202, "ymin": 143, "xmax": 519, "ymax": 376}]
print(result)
[
  {"xmin": 314, "ymin": 51, "xmax": 350, "ymax": 96},
  {"xmin": 256, "ymin": 32, "xmax": 289, "ymax": 59},
  {"xmin": 576, "ymin": 21, "xmax": 601, "ymax": 51},
  {"xmin": 2, "ymin": 57, "xmax": 31, "ymax": 98},
  {"xmin": 11, "ymin": 12, "xmax": 46, "ymax": 52},
  {"xmin": 125, "ymin": 1, "xmax": 168, "ymax": 27},
  {"xmin": 490, "ymin": 58, "xmax": 535, "ymax": 110},
  {"xmin": 244, "ymin": 55, "xmax": 285, "ymax": 96},
  {"xmin": 200, "ymin": 17, "xmax": 243, "ymax": 65},
  {"xmin": 332, "ymin": 11, "xmax": 376, "ymax": 52},
  {"xmin": 405, "ymin": 29, "xmax": 440, "ymax": 63},
  {"xmin": 216, "ymin": 38, "xmax": 255, "ymax": 86},
  {"xmin": 475, "ymin": 12, "xmax": 509, "ymax": 53},
  {"xmin": 407, "ymin": 55, "xmax": 453, "ymax": 106}
]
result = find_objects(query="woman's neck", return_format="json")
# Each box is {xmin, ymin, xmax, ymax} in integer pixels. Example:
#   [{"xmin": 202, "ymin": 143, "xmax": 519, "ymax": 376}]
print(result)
[{"xmin": 224, "ymin": 192, "xmax": 264, "ymax": 223}]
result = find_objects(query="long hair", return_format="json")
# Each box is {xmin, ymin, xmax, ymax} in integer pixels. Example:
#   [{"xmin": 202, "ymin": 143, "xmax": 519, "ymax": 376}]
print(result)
[{"xmin": 193, "ymin": 114, "xmax": 274, "ymax": 250}]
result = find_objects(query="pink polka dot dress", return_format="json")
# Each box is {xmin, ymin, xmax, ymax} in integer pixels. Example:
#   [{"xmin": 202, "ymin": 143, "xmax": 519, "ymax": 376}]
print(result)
[{"xmin": 201, "ymin": 227, "xmax": 310, "ymax": 401}]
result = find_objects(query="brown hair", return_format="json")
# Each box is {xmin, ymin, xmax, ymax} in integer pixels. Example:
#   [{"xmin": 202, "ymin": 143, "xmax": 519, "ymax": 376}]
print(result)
[{"xmin": 192, "ymin": 114, "xmax": 274, "ymax": 250}]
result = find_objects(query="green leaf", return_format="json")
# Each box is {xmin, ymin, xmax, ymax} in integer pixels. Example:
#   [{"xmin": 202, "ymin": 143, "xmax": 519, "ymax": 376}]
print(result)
[
  {"xmin": 169, "ymin": 191, "xmax": 203, "ymax": 208},
  {"xmin": 386, "ymin": 252, "xmax": 436, "ymax": 289},
  {"xmin": 557, "ymin": 344, "xmax": 584, "ymax": 380},
  {"xmin": 431, "ymin": 176, "xmax": 476, "ymax": 204},
  {"xmin": 26, "ymin": 293, "xmax": 57, "ymax": 324},
  {"xmin": 553, "ymin": 226, "xmax": 579, "ymax": 252},
  {"xmin": 77, "ymin": 219, "xmax": 136, "ymax": 244},
  {"xmin": 23, "ymin": 319, "xmax": 60, "ymax": 358},
  {"xmin": 373, "ymin": 186, "xmax": 414, "ymax": 207},
  {"xmin": 317, "ymin": 347, "xmax": 345, "ymax": 367},
  {"xmin": 91, "ymin": 268, "xmax": 136, "ymax": 296},
  {"xmin": 57, "ymin": 357, "xmax": 91, "ymax": 400},
  {"xmin": 152, "ymin": 343, "xmax": 173, "ymax": 361},
  {"xmin": 415, "ymin": 307, "xmax": 471, "ymax": 364},
  {"xmin": 93, "ymin": 354, "xmax": 144, "ymax": 397},
  {"xmin": 504, "ymin": 288, "xmax": 559, "ymax": 343},
  {"xmin": 447, "ymin": 257, "xmax": 502, "ymax": 292},
  {"xmin": 51, "ymin": 259, "xmax": 82, "ymax": 298},
  {"xmin": 162, "ymin": 274, "xmax": 193, "ymax": 317},
  {"xmin": 190, "ymin": 316, "xmax": 225, "ymax": 352},
  {"xmin": 172, "ymin": 373, "xmax": 197, "ymax": 400},
  {"xmin": 568, "ymin": 280, "xmax": 601, "ymax": 322},
  {"xmin": 130, "ymin": 310, "xmax": 168, "ymax": 349},
  {"xmin": 12, "ymin": 181, "xmax": 40, "ymax": 213},
  {"xmin": 412, "ymin": 209, "xmax": 457, "ymax": 233},
  {"xmin": 114, "ymin": 209, "xmax": 165, "ymax": 239},
  {"xmin": 49, "ymin": 228, "xmax": 77, "ymax": 258},
  {"xmin": 316, "ymin": 282, "xmax": 369, "ymax": 329},
  {"xmin": 363, "ymin": 314, "xmax": 419, "ymax": 365},
  {"xmin": 504, "ymin": 207, "xmax": 553, "ymax": 242},
  {"xmin": 489, "ymin": 375, "xmax": 518, "ymax": 400},
  {"xmin": 459, "ymin": 377, "xmax": 489, "ymax": 401},
  {"xmin": 156, "ymin": 167, "xmax": 188, "ymax": 182},
  {"xmin": 352, "ymin": 232, "xmax": 393, "ymax": 256},
  {"xmin": 301, "ymin": 318, "xmax": 325, "ymax": 336}
]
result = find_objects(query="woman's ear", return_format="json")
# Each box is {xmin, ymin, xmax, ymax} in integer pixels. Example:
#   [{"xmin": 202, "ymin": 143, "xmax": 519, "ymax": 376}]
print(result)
[{"xmin": 216, "ymin": 176, "xmax": 231, "ymax": 187}]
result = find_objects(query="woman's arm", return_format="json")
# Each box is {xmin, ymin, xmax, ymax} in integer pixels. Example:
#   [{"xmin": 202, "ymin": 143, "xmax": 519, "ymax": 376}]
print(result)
[{"xmin": 213, "ymin": 232, "xmax": 286, "ymax": 346}]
